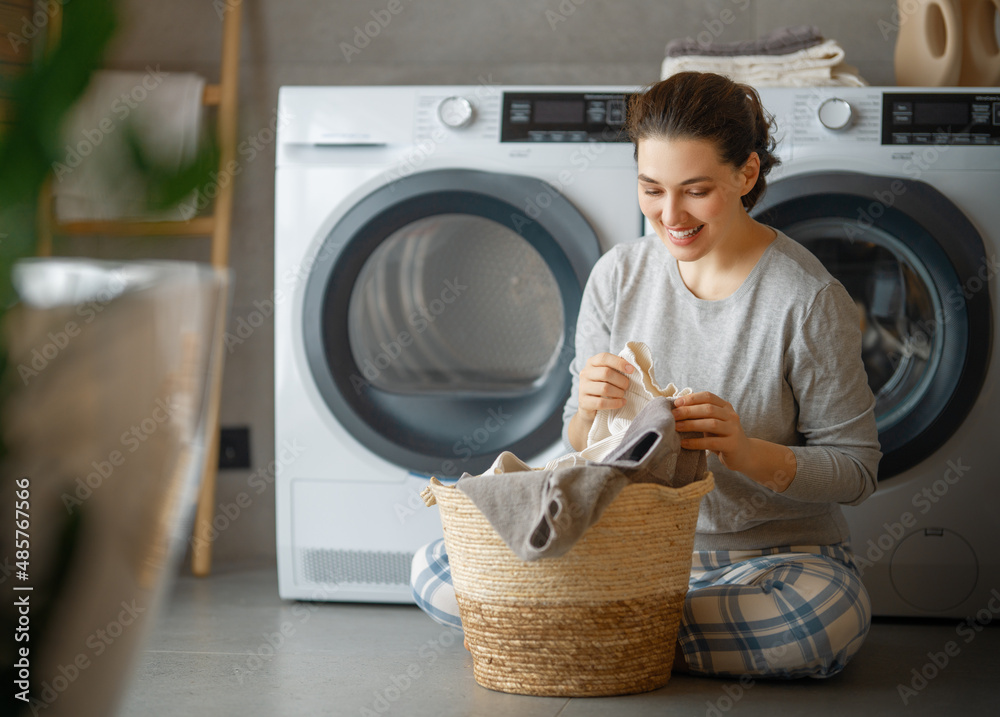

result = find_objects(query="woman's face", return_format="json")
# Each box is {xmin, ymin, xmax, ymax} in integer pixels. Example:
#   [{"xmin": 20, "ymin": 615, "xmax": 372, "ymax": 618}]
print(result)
[{"xmin": 636, "ymin": 135, "xmax": 759, "ymax": 263}]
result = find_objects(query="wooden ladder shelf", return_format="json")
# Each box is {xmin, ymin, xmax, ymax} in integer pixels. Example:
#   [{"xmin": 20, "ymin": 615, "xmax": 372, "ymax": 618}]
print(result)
[{"xmin": 39, "ymin": 2, "xmax": 243, "ymax": 577}]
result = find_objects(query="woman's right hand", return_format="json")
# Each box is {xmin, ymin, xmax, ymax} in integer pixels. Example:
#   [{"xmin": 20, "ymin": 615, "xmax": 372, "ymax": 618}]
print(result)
[
  {"xmin": 567, "ymin": 353, "xmax": 636, "ymax": 451},
  {"xmin": 576, "ymin": 352, "xmax": 635, "ymax": 421}
]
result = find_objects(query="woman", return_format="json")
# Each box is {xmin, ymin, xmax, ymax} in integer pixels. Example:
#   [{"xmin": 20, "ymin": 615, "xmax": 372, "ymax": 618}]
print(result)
[
  {"xmin": 564, "ymin": 71, "xmax": 880, "ymax": 678},
  {"xmin": 412, "ymin": 71, "xmax": 880, "ymax": 680}
]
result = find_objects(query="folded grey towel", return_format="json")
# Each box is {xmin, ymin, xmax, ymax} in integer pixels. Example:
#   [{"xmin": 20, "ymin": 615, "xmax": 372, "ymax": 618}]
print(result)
[
  {"xmin": 665, "ymin": 24, "xmax": 823, "ymax": 58},
  {"xmin": 456, "ymin": 397, "xmax": 708, "ymax": 561}
]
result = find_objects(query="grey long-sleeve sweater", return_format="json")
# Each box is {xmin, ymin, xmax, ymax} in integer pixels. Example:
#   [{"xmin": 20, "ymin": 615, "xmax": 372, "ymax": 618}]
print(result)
[{"xmin": 562, "ymin": 231, "xmax": 882, "ymax": 551}]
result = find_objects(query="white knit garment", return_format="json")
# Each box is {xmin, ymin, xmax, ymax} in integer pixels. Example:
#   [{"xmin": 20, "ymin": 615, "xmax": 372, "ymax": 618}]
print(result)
[
  {"xmin": 660, "ymin": 39, "xmax": 868, "ymax": 87},
  {"xmin": 481, "ymin": 341, "xmax": 691, "ymax": 474}
]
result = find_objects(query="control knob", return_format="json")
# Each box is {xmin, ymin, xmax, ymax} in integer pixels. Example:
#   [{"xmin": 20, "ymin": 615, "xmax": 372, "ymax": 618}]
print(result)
[
  {"xmin": 817, "ymin": 97, "xmax": 853, "ymax": 131},
  {"xmin": 438, "ymin": 96, "xmax": 474, "ymax": 129}
]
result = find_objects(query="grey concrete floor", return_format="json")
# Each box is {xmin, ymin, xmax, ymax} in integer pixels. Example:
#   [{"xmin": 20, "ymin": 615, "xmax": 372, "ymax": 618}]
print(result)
[{"xmin": 117, "ymin": 566, "xmax": 999, "ymax": 717}]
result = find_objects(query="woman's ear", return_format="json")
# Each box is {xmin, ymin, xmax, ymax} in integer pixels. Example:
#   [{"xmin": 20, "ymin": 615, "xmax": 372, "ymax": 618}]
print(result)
[{"xmin": 739, "ymin": 152, "xmax": 761, "ymax": 197}]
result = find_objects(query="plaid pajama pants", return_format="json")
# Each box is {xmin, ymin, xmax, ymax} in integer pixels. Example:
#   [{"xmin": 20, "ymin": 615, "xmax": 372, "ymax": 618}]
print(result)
[{"xmin": 410, "ymin": 539, "xmax": 870, "ymax": 679}]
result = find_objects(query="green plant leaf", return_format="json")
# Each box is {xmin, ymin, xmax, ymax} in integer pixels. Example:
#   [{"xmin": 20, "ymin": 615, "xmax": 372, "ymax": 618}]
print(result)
[{"xmin": 0, "ymin": 0, "xmax": 119, "ymax": 310}]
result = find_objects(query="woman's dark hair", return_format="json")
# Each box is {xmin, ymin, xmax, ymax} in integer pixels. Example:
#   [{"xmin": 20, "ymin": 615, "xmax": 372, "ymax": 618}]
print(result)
[{"xmin": 625, "ymin": 72, "xmax": 781, "ymax": 211}]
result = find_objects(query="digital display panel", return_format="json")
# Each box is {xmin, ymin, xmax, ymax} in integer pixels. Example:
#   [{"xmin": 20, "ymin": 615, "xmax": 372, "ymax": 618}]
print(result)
[
  {"xmin": 882, "ymin": 92, "xmax": 1000, "ymax": 145},
  {"xmin": 534, "ymin": 100, "xmax": 584, "ymax": 124},
  {"xmin": 914, "ymin": 102, "xmax": 969, "ymax": 126},
  {"xmin": 501, "ymin": 92, "xmax": 634, "ymax": 142}
]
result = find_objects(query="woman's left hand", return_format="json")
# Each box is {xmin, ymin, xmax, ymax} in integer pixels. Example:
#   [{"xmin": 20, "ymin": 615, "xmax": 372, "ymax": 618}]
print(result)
[{"xmin": 671, "ymin": 391, "xmax": 753, "ymax": 473}]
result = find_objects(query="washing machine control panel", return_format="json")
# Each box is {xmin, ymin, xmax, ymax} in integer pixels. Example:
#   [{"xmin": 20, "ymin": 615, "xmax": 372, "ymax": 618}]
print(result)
[
  {"xmin": 500, "ymin": 91, "xmax": 633, "ymax": 143},
  {"xmin": 882, "ymin": 92, "xmax": 1000, "ymax": 146}
]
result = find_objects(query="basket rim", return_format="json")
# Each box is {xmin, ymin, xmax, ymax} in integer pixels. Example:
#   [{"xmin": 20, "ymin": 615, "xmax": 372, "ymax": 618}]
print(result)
[{"xmin": 427, "ymin": 471, "xmax": 715, "ymax": 503}]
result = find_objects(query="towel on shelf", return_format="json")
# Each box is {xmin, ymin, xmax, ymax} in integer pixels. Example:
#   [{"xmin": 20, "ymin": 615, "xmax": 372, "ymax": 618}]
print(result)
[
  {"xmin": 52, "ymin": 69, "xmax": 206, "ymax": 222},
  {"xmin": 665, "ymin": 24, "xmax": 824, "ymax": 58},
  {"xmin": 457, "ymin": 395, "xmax": 708, "ymax": 561},
  {"xmin": 661, "ymin": 35, "xmax": 867, "ymax": 87}
]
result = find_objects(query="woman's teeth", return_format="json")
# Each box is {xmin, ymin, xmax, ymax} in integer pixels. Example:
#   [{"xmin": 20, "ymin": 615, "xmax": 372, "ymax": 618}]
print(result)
[{"xmin": 669, "ymin": 225, "xmax": 703, "ymax": 239}]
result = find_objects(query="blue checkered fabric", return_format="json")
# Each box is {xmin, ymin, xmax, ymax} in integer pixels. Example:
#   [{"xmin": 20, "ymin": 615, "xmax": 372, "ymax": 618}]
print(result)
[
  {"xmin": 410, "ymin": 539, "xmax": 870, "ymax": 679},
  {"xmin": 679, "ymin": 544, "xmax": 870, "ymax": 678},
  {"xmin": 410, "ymin": 538, "xmax": 462, "ymax": 630}
]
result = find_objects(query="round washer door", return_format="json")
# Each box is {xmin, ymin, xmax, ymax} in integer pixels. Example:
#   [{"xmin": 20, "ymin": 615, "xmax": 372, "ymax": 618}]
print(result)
[
  {"xmin": 754, "ymin": 171, "xmax": 992, "ymax": 479},
  {"xmin": 303, "ymin": 168, "xmax": 600, "ymax": 477}
]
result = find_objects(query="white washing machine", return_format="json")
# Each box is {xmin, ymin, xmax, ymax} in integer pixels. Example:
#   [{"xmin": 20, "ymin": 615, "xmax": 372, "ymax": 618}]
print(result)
[
  {"xmin": 753, "ymin": 87, "xmax": 998, "ymax": 618},
  {"xmin": 274, "ymin": 85, "xmax": 641, "ymax": 602}
]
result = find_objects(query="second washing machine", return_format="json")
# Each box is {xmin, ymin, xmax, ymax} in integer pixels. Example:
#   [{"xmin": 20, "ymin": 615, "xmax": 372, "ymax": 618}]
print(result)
[{"xmin": 754, "ymin": 86, "xmax": 997, "ymax": 618}]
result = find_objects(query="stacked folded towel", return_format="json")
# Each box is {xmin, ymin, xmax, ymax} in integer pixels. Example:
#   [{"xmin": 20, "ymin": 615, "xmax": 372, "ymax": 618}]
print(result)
[{"xmin": 661, "ymin": 24, "xmax": 867, "ymax": 87}]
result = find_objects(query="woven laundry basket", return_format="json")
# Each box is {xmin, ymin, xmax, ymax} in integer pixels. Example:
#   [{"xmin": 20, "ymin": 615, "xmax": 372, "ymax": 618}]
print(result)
[{"xmin": 421, "ymin": 473, "xmax": 714, "ymax": 697}]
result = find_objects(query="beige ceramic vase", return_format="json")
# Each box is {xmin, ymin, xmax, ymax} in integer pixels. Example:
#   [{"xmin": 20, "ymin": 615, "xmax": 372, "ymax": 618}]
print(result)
[
  {"xmin": 958, "ymin": 0, "xmax": 1000, "ymax": 85},
  {"xmin": 895, "ymin": 0, "xmax": 964, "ymax": 85}
]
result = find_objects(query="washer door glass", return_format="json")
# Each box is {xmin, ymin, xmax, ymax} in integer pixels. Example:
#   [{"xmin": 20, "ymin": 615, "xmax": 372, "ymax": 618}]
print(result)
[
  {"xmin": 302, "ymin": 168, "xmax": 601, "ymax": 477},
  {"xmin": 348, "ymin": 214, "xmax": 564, "ymax": 395}
]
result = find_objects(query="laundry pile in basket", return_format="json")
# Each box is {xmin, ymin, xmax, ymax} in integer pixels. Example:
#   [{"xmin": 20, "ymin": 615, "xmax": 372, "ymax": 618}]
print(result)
[
  {"xmin": 448, "ymin": 341, "xmax": 710, "ymax": 561},
  {"xmin": 660, "ymin": 24, "xmax": 868, "ymax": 87},
  {"xmin": 420, "ymin": 341, "xmax": 715, "ymax": 696}
]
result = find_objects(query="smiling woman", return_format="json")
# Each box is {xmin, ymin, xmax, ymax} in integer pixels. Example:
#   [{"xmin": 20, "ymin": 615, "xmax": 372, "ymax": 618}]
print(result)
[{"xmin": 560, "ymin": 72, "xmax": 883, "ymax": 679}]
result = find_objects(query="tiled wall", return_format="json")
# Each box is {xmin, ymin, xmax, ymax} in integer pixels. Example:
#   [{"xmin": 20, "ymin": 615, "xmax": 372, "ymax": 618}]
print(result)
[{"xmin": 88, "ymin": 0, "xmax": 901, "ymax": 568}]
